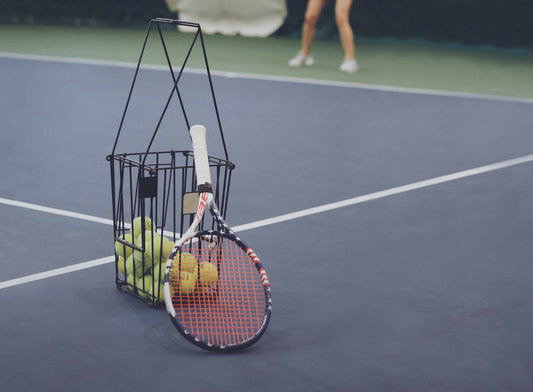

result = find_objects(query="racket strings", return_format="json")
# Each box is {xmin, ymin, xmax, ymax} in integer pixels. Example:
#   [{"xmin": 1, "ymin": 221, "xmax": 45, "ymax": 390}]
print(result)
[{"xmin": 170, "ymin": 235, "xmax": 266, "ymax": 347}]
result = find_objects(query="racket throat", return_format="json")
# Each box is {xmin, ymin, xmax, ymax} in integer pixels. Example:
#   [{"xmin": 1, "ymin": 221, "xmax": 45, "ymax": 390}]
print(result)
[{"xmin": 197, "ymin": 183, "xmax": 212, "ymax": 193}]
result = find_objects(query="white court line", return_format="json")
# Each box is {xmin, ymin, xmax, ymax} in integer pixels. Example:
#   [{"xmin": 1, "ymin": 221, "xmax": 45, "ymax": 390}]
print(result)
[
  {"xmin": 1, "ymin": 51, "xmax": 533, "ymax": 105},
  {"xmin": 234, "ymin": 153, "xmax": 533, "ymax": 231},
  {"xmin": 0, "ymin": 197, "xmax": 115, "ymax": 226},
  {"xmin": 1, "ymin": 153, "xmax": 533, "ymax": 290},
  {"xmin": 0, "ymin": 256, "xmax": 114, "ymax": 290}
]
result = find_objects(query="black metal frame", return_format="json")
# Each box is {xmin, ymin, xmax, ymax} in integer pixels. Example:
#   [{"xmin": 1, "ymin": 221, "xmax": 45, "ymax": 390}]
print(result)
[{"xmin": 106, "ymin": 19, "xmax": 234, "ymax": 306}]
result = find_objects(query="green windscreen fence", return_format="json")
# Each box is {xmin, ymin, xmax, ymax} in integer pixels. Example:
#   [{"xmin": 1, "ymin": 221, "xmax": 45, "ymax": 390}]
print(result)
[{"xmin": 1, "ymin": 0, "xmax": 532, "ymax": 48}]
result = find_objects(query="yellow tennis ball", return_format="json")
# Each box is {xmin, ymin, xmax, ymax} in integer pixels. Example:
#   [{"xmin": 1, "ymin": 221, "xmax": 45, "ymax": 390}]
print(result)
[
  {"xmin": 133, "ymin": 247, "xmax": 143, "ymax": 262},
  {"xmin": 160, "ymin": 262, "xmax": 179, "ymax": 297},
  {"xmin": 168, "ymin": 259, "xmax": 179, "ymax": 283},
  {"xmin": 125, "ymin": 254, "xmax": 144, "ymax": 278},
  {"xmin": 135, "ymin": 230, "xmax": 159, "ymax": 246},
  {"xmin": 117, "ymin": 257, "xmax": 126, "ymax": 275},
  {"xmin": 125, "ymin": 255, "xmax": 134, "ymax": 274},
  {"xmin": 199, "ymin": 262, "xmax": 218, "ymax": 287},
  {"xmin": 139, "ymin": 239, "xmax": 160, "ymax": 265},
  {"xmin": 136, "ymin": 275, "xmax": 153, "ymax": 300},
  {"xmin": 132, "ymin": 251, "xmax": 153, "ymax": 276},
  {"xmin": 132, "ymin": 231, "xmax": 163, "ymax": 266},
  {"xmin": 132, "ymin": 216, "xmax": 152, "ymax": 238},
  {"xmin": 179, "ymin": 271, "xmax": 196, "ymax": 295},
  {"xmin": 174, "ymin": 252, "xmax": 196, "ymax": 273},
  {"xmin": 126, "ymin": 273, "xmax": 136, "ymax": 292},
  {"xmin": 143, "ymin": 241, "xmax": 156, "ymax": 266},
  {"xmin": 148, "ymin": 234, "xmax": 164, "ymax": 263},
  {"xmin": 114, "ymin": 233, "xmax": 133, "ymax": 259},
  {"xmin": 150, "ymin": 279, "xmax": 166, "ymax": 303},
  {"xmin": 161, "ymin": 237, "xmax": 175, "ymax": 262},
  {"xmin": 152, "ymin": 261, "xmax": 165, "ymax": 282}
]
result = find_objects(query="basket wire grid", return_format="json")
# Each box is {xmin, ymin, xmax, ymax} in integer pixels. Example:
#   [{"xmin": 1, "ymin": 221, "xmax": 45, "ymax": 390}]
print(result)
[{"xmin": 106, "ymin": 18, "xmax": 234, "ymax": 306}]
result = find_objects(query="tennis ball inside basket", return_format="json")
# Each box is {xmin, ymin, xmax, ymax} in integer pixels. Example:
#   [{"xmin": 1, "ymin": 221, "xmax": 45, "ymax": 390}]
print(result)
[
  {"xmin": 147, "ymin": 234, "xmax": 164, "ymax": 262},
  {"xmin": 199, "ymin": 262, "xmax": 218, "ymax": 287},
  {"xmin": 126, "ymin": 273, "xmax": 136, "ymax": 292},
  {"xmin": 179, "ymin": 271, "xmax": 196, "ymax": 295},
  {"xmin": 125, "ymin": 254, "xmax": 144, "ymax": 278},
  {"xmin": 136, "ymin": 275, "xmax": 153, "ymax": 300},
  {"xmin": 133, "ymin": 247, "xmax": 143, "ymax": 263},
  {"xmin": 168, "ymin": 259, "xmax": 179, "ymax": 283},
  {"xmin": 114, "ymin": 233, "xmax": 133, "ymax": 259},
  {"xmin": 174, "ymin": 252, "xmax": 196, "ymax": 273},
  {"xmin": 150, "ymin": 279, "xmax": 166, "ymax": 303},
  {"xmin": 140, "ymin": 239, "xmax": 162, "ymax": 265},
  {"xmin": 161, "ymin": 237, "xmax": 175, "ymax": 262},
  {"xmin": 133, "ymin": 252, "xmax": 153, "ymax": 276},
  {"xmin": 136, "ymin": 229, "xmax": 160, "ymax": 243},
  {"xmin": 117, "ymin": 257, "xmax": 126, "ymax": 275},
  {"xmin": 132, "ymin": 216, "xmax": 152, "ymax": 238},
  {"xmin": 153, "ymin": 261, "xmax": 165, "ymax": 282}
]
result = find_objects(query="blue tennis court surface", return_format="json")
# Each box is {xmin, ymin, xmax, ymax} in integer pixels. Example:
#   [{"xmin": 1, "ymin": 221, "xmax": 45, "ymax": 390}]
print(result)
[{"xmin": 1, "ymin": 55, "xmax": 533, "ymax": 391}]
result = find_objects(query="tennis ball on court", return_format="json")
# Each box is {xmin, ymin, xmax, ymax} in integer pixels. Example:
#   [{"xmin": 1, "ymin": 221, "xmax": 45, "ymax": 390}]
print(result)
[
  {"xmin": 179, "ymin": 271, "xmax": 196, "ymax": 295},
  {"xmin": 132, "ymin": 216, "xmax": 152, "ymax": 238},
  {"xmin": 199, "ymin": 262, "xmax": 218, "ymax": 287},
  {"xmin": 174, "ymin": 252, "xmax": 197, "ymax": 273}
]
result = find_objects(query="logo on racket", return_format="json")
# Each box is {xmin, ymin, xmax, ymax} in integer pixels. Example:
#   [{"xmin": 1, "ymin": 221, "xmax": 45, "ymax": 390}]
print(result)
[{"xmin": 197, "ymin": 192, "xmax": 209, "ymax": 216}]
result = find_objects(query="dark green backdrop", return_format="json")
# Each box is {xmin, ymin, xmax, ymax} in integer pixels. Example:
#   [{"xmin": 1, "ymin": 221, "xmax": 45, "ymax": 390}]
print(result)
[
  {"xmin": 280, "ymin": 0, "xmax": 533, "ymax": 49},
  {"xmin": 0, "ymin": 0, "xmax": 531, "ymax": 48}
]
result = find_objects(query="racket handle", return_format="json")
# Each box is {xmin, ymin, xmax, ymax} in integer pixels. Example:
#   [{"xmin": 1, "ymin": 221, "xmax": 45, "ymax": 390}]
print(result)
[{"xmin": 190, "ymin": 125, "xmax": 213, "ymax": 191}]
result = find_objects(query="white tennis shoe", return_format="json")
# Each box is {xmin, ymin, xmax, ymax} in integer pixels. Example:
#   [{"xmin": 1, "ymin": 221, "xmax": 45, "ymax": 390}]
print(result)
[
  {"xmin": 339, "ymin": 58, "xmax": 359, "ymax": 73},
  {"xmin": 288, "ymin": 52, "xmax": 314, "ymax": 67}
]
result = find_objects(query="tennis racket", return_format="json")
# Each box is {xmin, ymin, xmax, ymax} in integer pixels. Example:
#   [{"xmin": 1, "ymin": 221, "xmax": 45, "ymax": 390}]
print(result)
[{"xmin": 163, "ymin": 124, "xmax": 272, "ymax": 351}]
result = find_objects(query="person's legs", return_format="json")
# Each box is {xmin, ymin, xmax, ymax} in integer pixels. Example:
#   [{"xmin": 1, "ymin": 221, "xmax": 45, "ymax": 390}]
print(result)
[
  {"xmin": 335, "ymin": 0, "xmax": 355, "ymax": 60},
  {"xmin": 301, "ymin": 0, "xmax": 327, "ymax": 55},
  {"xmin": 335, "ymin": 0, "xmax": 358, "ymax": 72},
  {"xmin": 289, "ymin": 0, "xmax": 327, "ymax": 66}
]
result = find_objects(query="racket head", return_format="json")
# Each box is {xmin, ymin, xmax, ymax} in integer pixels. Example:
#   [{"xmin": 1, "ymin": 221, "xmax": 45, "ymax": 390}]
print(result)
[{"xmin": 164, "ymin": 230, "xmax": 272, "ymax": 351}]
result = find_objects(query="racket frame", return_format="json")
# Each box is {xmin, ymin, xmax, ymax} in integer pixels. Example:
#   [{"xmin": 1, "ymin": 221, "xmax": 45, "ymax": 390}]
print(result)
[
  {"xmin": 164, "ymin": 197, "xmax": 272, "ymax": 351},
  {"xmin": 163, "ymin": 125, "xmax": 272, "ymax": 351}
]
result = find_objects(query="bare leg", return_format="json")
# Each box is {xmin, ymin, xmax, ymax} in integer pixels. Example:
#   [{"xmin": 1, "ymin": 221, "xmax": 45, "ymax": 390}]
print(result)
[
  {"xmin": 301, "ymin": 0, "xmax": 327, "ymax": 55},
  {"xmin": 335, "ymin": 0, "xmax": 355, "ymax": 60}
]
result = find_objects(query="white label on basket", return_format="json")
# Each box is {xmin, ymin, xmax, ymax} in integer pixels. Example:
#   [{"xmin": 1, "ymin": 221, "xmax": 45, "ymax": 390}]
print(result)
[{"xmin": 183, "ymin": 192, "xmax": 199, "ymax": 215}]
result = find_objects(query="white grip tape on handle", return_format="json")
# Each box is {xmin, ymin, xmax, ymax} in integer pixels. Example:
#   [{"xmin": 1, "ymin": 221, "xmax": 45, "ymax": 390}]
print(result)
[{"xmin": 189, "ymin": 125, "xmax": 212, "ymax": 188}]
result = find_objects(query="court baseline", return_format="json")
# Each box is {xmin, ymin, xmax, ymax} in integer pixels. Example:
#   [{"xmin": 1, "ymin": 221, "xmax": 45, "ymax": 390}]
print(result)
[{"xmin": 1, "ymin": 51, "xmax": 532, "ymax": 105}]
